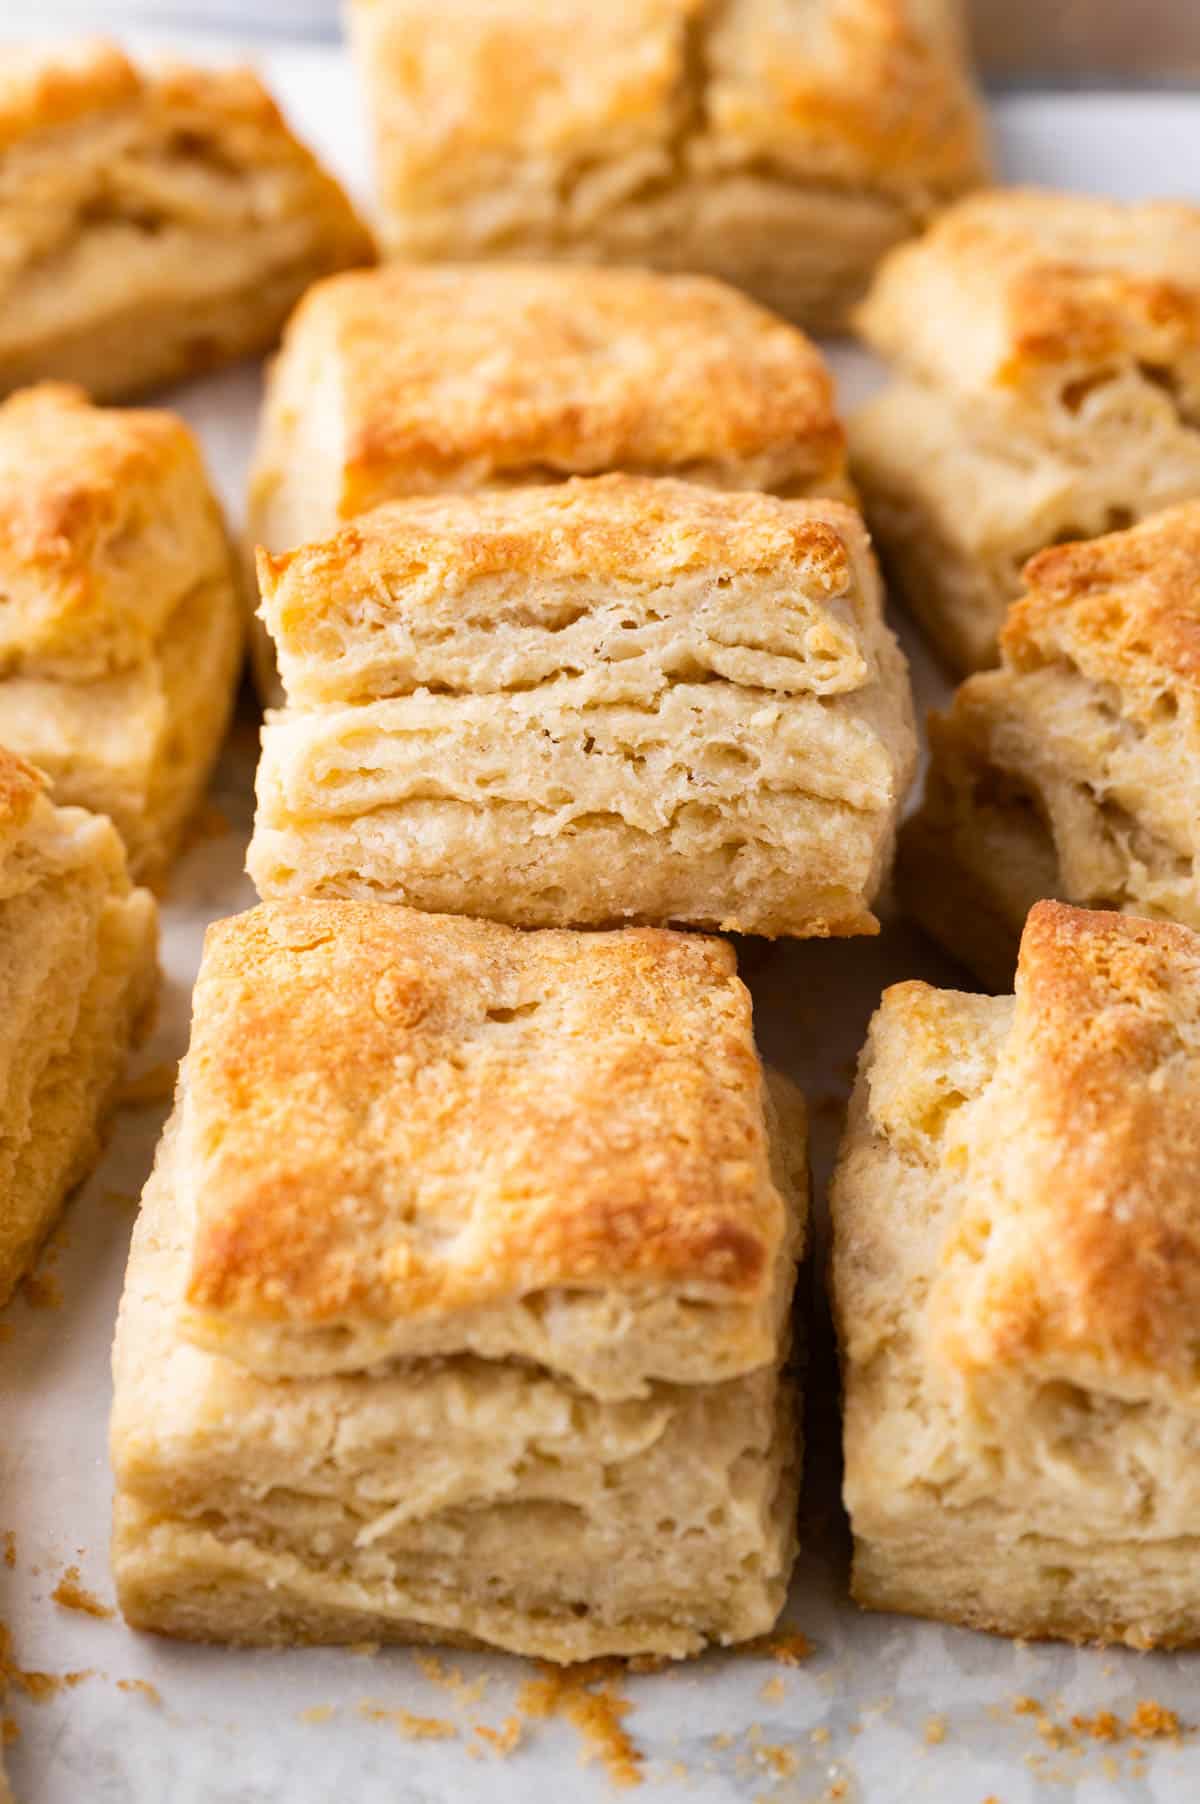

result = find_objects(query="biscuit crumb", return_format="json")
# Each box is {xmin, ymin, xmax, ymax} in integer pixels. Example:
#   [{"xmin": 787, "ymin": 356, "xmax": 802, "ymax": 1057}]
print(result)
[
  {"xmin": 519, "ymin": 1661, "xmax": 643, "ymax": 1789},
  {"xmin": 116, "ymin": 1062, "xmax": 178, "ymax": 1108},
  {"xmin": 357, "ymin": 1702, "xmax": 457, "ymax": 1740},
  {"xmin": 759, "ymin": 1675, "xmax": 786, "ymax": 1703},
  {"xmin": 299, "ymin": 1704, "xmax": 336, "ymax": 1725},
  {"xmin": 415, "ymin": 1652, "xmax": 487, "ymax": 1707},
  {"xmin": 1012, "ymin": 1695, "xmax": 1041, "ymax": 1716},
  {"xmin": 473, "ymin": 1715, "xmax": 523, "ymax": 1757},
  {"xmin": 117, "ymin": 1679, "xmax": 161, "ymax": 1706},
  {"xmin": 925, "ymin": 1715, "xmax": 947, "ymax": 1745},
  {"xmin": 2, "ymin": 1532, "xmax": 14, "ymax": 1569},
  {"xmin": 753, "ymin": 1741, "xmax": 797, "ymax": 1777},
  {"xmin": 751, "ymin": 1629, "xmax": 813, "ymax": 1666},
  {"xmin": 711, "ymin": 1731, "xmax": 734, "ymax": 1750},
  {"xmin": 52, "ymin": 1567, "xmax": 113, "ymax": 1620},
  {"xmin": 1129, "ymin": 1701, "xmax": 1182, "ymax": 1741}
]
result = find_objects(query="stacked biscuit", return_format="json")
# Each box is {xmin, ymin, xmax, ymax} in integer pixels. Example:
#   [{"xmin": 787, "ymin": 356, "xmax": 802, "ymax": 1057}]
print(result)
[{"xmin": 112, "ymin": 902, "xmax": 807, "ymax": 1659}]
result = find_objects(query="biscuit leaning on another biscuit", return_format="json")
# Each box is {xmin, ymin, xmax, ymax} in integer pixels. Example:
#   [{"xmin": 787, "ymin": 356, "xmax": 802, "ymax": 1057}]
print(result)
[{"xmin": 899, "ymin": 500, "xmax": 1200, "ymax": 988}]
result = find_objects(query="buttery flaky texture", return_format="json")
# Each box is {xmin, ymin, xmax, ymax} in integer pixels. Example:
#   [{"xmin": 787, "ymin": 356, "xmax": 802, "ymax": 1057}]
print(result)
[
  {"xmin": 0, "ymin": 38, "xmax": 372, "ymax": 401},
  {"xmin": 249, "ymin": 475, "xmax": 917, "ymax": 938},
  {"xmin": 111, "ymin": 899, "xmax": 807, "ymax": 1661},
  {"xmin": 900, "ymin": 501, "xmax": 1200, "ymax": 988},
  {"xmin": 0, "ymin": 748, "xmax": 158, "ymax": 1307},
  {"xmin": 245, "ymin": 261, "xmax": 853, "ymax": 702},
  {"xmin": 346, "ymin": 0, "xmax": 988, "ymax": 333},
  {"xmin": 0, "ymin": 383, "xmax": 244, "ymax": 879},
  {"xmin": 832, "ymin": 900, "xmax": 1200, "ymax": 1649},
  {"xmin": 852, "ymin": 188, "xmax": 1200, "ymax": 673}
]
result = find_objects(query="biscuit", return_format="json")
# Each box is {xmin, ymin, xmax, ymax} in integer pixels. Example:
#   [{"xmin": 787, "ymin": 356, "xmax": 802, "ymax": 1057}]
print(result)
[
  {"xmin": 245, "ymin": 262, "xmax": 852, "ymax": 700},
  {"xmin": 832, "ymin": 901, "xmax": 1200, "ymax": 1648},
  {"xmin": 852, "ymin": 189, "xmax": 1200, "ymax": 672},
  {"xmin": 249, "ymin": 475, "xmax": 917, "ymax": 938},
  {"xmin": 0, "ymin": 747, "xmax": 158, "ymax": 1306},
  {"xmin": 346, "ymin": 0, "xmax": 988, "ymax": 333},
  {"xmin": 0, "ymin": 384, "xmax": 244, "ymax": 878},
  {"xmin": 899, "ymin": 501, "xmax": 1200, "ymax": 987},
  {"xmin": 110, "ymin": 899, "xmax": 806, "ymax": 1660},
  {"xmin": 0, "ymin": 39, "xmax": 372, "ymax": 401}
]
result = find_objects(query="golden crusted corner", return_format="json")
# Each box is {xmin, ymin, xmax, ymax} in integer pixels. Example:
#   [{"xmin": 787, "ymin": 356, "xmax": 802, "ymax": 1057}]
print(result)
[
  {"xmin": 0, "ymin": 37, "xmax": 139, "ymax": 148},
  {"xmin": 1004, "ymin": 499, "xmax": 1200, "ymax": 693},
  {"xmin": 933, "ymin": 900, "xmax": 1200, "ymax": 1402}
]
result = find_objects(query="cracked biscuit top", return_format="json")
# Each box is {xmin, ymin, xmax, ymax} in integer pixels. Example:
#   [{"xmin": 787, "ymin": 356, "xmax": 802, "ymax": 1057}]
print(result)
[
  {"xmin": 348, "ymin": 0, "xmax": 988, "ymax": 243},
  {"xmin": 177, "ymin": 899, "xmax": 803, "ymax": 1393}
]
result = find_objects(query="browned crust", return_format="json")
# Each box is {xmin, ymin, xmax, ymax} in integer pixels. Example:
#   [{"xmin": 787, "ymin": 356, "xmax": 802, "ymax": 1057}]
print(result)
[
  {"xmin": 1005, "ymin": 499, "xmax": 1200, "ymax": 697},
  {"xmin": 183, "ymin": 902, "xmax": 783, "ymax": 1327},
  {"xmin": 0, "ymin": 38, "xmax": 139, "ymax": 150},
  {"xmin": 258, "ymin": 473, "xmax": 862, "ymax": 609},
  {"xmin": 275, "ymin": 264, "xmax": 847, "ymax": 510},
  {"xmin": 935, "ymin": 900, "xmax": 1200, "ymax": 1400}
]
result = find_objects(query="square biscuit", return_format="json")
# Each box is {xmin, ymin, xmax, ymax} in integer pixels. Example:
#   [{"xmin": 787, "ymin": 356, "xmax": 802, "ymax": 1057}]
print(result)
[
  {"xmin": 245, "ymin": 261, "xmax": 853, "ymax": 704},
  {"xmin": 346, "ymin": 0, "xmax": 988, "ymax": 333},
  {"xmin": 249, "ymin": 262, "xmax": 852, "ymax": 555},
  {"xmin": 110, "ymin": 898, "xmax": 806, "ymax": 1661},
  {"xmin": 0, "ymin": 383, "xmax": 244, "ymax": 879},
  {"xmin": 175, "ymin": 899, "xmax": 807, "ymax": 1395},
  {"xmin": 852, "ymin": 189, "xmax": 1200, "ymax": 673},
  {"xmin": 832, "ymin": 901, "xmax": 1200, "ymax": 1648},
  {"xmin": 0, "ymin": 747, "xmax": 157, "ymax": 1306},
  {"xmin": 249, "ymin": 475, "xmax": 917, "ymax": 938},
  {"xmin": 899, "ymin": 501, "xmax": 1200, "ymax": 988},
  {"xmin": 0, "ymin": 39, "xmax": 372, "ymax": 401}
]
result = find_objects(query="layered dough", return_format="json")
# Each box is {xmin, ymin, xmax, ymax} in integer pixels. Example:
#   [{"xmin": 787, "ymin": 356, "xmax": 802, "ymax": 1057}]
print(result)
[
  {"xmin": 111, "ymin": 900, "xmax": 807, "ymax": 1661},
  {"xmin": 0, "ymin": 384, "xmax": 244, "ymax": 879},
  {"xmin": 0, "ymin": 748, "xmax": 157, "ymax": 1306},
  {"xmin": 832, "ymin": 903, "xmax": 1200, "ymax": 1648},
  {"xmin": 245, "ymin": 261, "xmax": 852, "ymax": 701},
  {"xmin": 852, "ymin": 189, "xmax": 1200, "ymax": 672},
  {"xmin": 0, "ymin": 39, "xmax": 372, "ymax": 401},
  {"xmin": 900, "ymin": 501, "xmax": 1200, "ymax": 987},
  {"xmin": 249, "ymin": 476, "xmax": 917, "ymax": 938},
  {"xmin": 346, "ymin": 0, "xmax": 988, "ymax": 332}
]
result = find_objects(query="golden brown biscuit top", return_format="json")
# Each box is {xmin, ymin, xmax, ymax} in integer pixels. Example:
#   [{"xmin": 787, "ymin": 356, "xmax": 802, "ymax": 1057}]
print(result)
[
  {"xmin": 0, "ymin": 38, "xmax": 139, "ymax": 150},
  {"xmin": 0, "ymin": 384, "xmax": 226, "ymax": 677},
  {"xmin": 856, "ymin": 188, "xmax": 1200, "ymax": 404},
  {"xmin": 351, "ymin": 0, "xmax": 985, "ymax": 209},
  {"xmin": 261, "ymin": 471, "xmax": 867, "ymax": 617},
  {"xmin": 270, "ymin": 263, "xmax": 846, "ymax": 508},
  {"xmin": 932, "ymin": 901, "xmax": 1200, "ymax": 1406},
  {"xmin": 182, "ymin": 901, "xmax": 785, "ymax": 1337},
  {"xmin": 1003, "ymin": 501, "xmax": 1200, "ymax": 713}
]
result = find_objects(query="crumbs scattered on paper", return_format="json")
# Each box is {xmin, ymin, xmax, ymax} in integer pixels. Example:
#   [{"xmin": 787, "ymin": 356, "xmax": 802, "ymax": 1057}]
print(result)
[
  {"xmin": 117, "ymin": 1679, "xmax": 161, "ymax": 1706},
  {"xmin": 473, "ymin": 1716, "xmax": 523, "ymax": 1757},
  {"xmin": 358, "ymin": 1702, "xmax": 457, "ymax": 1740},
  {"xmin": 519, "ymin": 1660, "xmax": 643, "ymax": 1789},
  {"xmin": 299, "ymin": 1704, "xmax": 336, "ymax": 1725},
  {"xmin": 750, "ymin": 1628, "xmax": 813, "ymax": 1667},
  {"xmin": 52, "ymin": 1566, "xmax": 113, "ymax": 1620}
]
